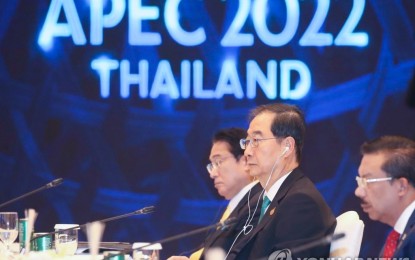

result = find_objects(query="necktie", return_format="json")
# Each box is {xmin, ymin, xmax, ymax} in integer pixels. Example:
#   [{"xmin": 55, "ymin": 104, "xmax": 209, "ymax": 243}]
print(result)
[
  {"xmin": 189, "ymin": 206, "xmax": 231, "ymax": 260},
  {"xmin": 258, "ymin": 196, "xmax": 271, "ymax": 223},
  {"xmin": 189, "ymin": 248, "xmax": 203, "ymax": 260},
  {"xmin": 220, "ymin": 206, "xmax": 231, "ymax": 222},
  {"xmin": 383, "ymin": 229, "xmax": 400, "ymax": 259}
]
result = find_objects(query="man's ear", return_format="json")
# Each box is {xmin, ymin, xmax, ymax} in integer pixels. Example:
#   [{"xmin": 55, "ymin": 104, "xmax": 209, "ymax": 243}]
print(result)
[
  {"xmin": 396, "ymin": 177, "xmax": 409, "ymax": 196},
  {"xmin": 281, "ymin": 136, "xmax": 295, "ymax": 157}
]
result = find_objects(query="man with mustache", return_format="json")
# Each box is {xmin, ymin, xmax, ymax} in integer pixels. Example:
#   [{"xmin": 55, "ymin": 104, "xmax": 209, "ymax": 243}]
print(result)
[{"xmin": 355, "ymin": 135, "xmax": 415, "ymax": 259}]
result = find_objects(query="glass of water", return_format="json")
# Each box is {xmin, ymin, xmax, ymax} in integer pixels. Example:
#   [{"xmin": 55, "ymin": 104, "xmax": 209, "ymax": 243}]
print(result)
[
  {"xmin": 54, "ymin": 225, "xmax": 79, "ymax": 256},
  {"xmin": 0, "ymin": 212, "xmax": 18, "ymax": 254}
]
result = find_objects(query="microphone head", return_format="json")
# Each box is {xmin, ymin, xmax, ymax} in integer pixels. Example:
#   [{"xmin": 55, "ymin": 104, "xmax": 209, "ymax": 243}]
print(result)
[
  {"xmin": 223, "ymin": 217, "xmax": 237, "ymax": 225},
  {"xmin": 219, "ymin": 217, "xmax": 237, "ymax": 230},
  {"xmin": 46, "ymin": 178, "xmax": 64, "ymax": 189},
  {"xmin": 135, "ymin": 206, "xmax": 155, "ymax": 215},
  {"xmin": 331, "ymin": 232, "xmax": 346, "ymax": 241},
  {"xmin": 323, "ymin": 232, "xmax": 345, "ymax": 244}
]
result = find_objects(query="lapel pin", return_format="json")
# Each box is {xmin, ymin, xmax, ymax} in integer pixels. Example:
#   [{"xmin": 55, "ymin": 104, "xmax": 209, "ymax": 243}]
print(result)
[{"xmin": 270, "ymin": 207, "xmax": 276, "ymax": 216}]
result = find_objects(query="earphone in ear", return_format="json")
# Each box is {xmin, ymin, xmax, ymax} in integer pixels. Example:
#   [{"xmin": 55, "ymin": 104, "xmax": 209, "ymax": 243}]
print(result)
[{"xmin": 281, "ymin": 145, "xmax": 289, "ymax": 156}]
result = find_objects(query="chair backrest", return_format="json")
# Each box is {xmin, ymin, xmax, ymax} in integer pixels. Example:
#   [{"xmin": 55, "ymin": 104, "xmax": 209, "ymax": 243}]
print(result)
[{"xmin": 330, "ymin": 211, "xmax": 364, "ymax": 258}]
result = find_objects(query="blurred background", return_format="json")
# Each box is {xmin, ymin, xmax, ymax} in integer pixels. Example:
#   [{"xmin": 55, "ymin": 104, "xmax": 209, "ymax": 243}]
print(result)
[{"xmin": 0, "ymin": 0, "xmax": 414, "ymax": 258}]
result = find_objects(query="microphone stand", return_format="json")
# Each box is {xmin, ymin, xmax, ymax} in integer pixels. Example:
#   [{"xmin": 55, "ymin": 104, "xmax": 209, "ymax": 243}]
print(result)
[
  {"xmin": 102, "ymin": 217, "xmax": 238, "ymax": 260},
  {"xmin": 257, "ymin": 232, "xmax": 346, "ymax": 260},
  {"xmin": 92, "ymin": 206, "xmax": 155, "ymax": 224},
  {"xmin": 30, "ymin": 206, "xmax": 155, "ymax": 241},
  {"xmin": 0, "ymin": 178, "xmax": 64, "ymax": 209},
  {"xmin": 290, "ymin": 232, "xmax": 345, "ymax": 255}
]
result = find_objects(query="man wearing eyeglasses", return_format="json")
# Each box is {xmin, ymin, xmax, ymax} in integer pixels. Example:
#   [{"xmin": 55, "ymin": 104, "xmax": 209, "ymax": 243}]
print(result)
[
  {"xmin": 168, "ymin": 127, "xmax": 262, "ymax": 260},
  {"xmin": 355, "ymin": 135, "xmax": 415, "ymax": 259},
  {"xmin": 226, "ymin": 103, "xmax": 336, "ymax": 260}
]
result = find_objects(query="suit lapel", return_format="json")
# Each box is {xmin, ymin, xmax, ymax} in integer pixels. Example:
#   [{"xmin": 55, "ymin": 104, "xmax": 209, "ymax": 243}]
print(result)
[
  {"xmin": 396, "ymin": 209, "xmax": 415, "ymax": 253},
  {"xmin": 203, "ymin": 183, "xmax": 262, "ymax": 249},
  {"xmin": 256, "ymin": 169, "xmax": 302, "ymax": 230},
  {"xmin": 233, "ymin": 169, "xmax": 304, "ymax": 252}
]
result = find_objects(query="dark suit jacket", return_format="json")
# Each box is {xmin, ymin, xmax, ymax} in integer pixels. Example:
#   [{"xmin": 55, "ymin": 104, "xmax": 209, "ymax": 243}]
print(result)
[
  {"xmin": 226, "ymin": 168, "xmax": 336, "ymax": 260},
  {"xmin": 381, "ymin": 208, "xmax": 415, "ymax": 259},
  {"xmin": 200, "ymin": 182, "xmax": 263, "ymax": 259}
]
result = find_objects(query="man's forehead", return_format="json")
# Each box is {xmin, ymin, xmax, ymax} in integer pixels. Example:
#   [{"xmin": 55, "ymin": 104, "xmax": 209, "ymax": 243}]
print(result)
[
  {"xmin": 247, "ymin": 129, "xmax": 264, "ymax": 137},
  {"xmin": 362, "ymin": 152, "xmax": 386, "ymax": 164},
  {"xmin": 248, "ymin": 113, "xmax": 274, "ymax": 135},
  {"xmin": 210, "ymin": 141, "xmax": 231, "ymax": 158},
  {"xmin": 359, "ymin": 153, "xmax": 387, "ymax": 176}
]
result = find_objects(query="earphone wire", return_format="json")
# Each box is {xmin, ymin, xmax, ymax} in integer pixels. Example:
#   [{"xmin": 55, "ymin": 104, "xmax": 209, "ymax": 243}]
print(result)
[
  {"xmin": 242, "ymin": 154, "xmax": 280, "ymax": 231},
  {"xmin": 223, "ymin": 153, "xmax": 283, "ymax": 260}
]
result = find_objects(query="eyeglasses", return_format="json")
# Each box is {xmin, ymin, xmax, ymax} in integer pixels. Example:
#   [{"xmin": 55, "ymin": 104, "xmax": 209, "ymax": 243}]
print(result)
[
  {"xmin": 355, "ymin": 176, "xmax": 393, "ymax": 188},
  {"xmin": 206, "ymin": 156, "xmax": 233, "ymax": 174},
  {"xmin": 239, "ymin": 137, "xmax": 278, "ymax": 150}
]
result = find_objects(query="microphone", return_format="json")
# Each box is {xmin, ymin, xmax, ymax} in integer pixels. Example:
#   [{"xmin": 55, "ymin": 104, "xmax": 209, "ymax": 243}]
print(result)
[
  {"xmin": 137, "ymin": 217, "xmax": 237, "ymax": 248},
  {"xmin": 91, "ymin": 206, "xmax": 155, "ymax": 224},
  {"xmin": 103, "ymin": 217, "xmax": 238, "ymax": 260},
  {"xmin": 290, "ymin": 232, "xmax": 345, "ymax": 255},
  {"xmin": 30, "ymin": 206, "xmax": 155, "ymax": 241},
  {"xmin": 260, "ymin": 232, "xmax": 345, "ymax": 260},
  {"xmin": 45, "ymin": 178, "xmax": 64, "ymax": 189},
  {"xmin": 0, "ymin": 178, "xmax": 64, "ymax": 209}
]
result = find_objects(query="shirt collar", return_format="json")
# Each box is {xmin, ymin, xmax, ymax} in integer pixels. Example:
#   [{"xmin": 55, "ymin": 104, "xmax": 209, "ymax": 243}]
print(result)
[
  {"xmin": 228, "ymin": 180, "xmax": 259, "ymax": 213},
  {"xmin": 265, "ymin": 171, "xmax": 292, "ymax": 202},
  {"xmin": 394, "ymin": 200, "xmax": 415, "ymax": 234}
]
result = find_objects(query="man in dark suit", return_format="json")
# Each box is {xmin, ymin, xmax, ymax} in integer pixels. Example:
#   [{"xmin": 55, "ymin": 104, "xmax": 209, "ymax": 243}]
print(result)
[
  {"xmin": 355, "ymin": 135, "xmax": 415, "ymax": 259},
  {"xmin": 168, "ymin": 127, "xmax": 262, "ymax": 260},
  {"xmin": 226, "ymin": 103, "xmax": 336, "ymax": 260}
]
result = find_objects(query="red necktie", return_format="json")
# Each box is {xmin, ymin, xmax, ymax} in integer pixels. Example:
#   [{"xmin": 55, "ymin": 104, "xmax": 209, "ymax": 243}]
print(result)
[{"xmin": 383, "ymin": 229, "xmax": 400, "ymax": 259}]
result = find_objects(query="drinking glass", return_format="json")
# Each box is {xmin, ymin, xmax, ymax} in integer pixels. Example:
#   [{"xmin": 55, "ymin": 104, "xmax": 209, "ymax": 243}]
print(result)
[
  {"xmin": 55, "ymin": 226, "xmax": 78, "ymax": 256},
  {"xmin": 0, "ymin": 212, "xmax": 18, "ymax": 254}
]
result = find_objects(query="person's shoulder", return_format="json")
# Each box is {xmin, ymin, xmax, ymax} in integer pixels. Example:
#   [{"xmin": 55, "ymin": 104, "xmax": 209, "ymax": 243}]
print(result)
[
  {"xmin": 232, "ymin": 182, "xmax": 262, "ymax": 218},
  {"xmin": 250, "ymin": 182, "xmax": 263, "ymax": 194},
  {"xmin": 399, "ymin": 229, "xmax": 415, "ymax": 259},
  {"xmin": 284, "ymin": 171, "xmax": 332, "ymax": 212},
  {"xmin": 288, "ymin": 168, "xmax": 322, "ymax": 191}
]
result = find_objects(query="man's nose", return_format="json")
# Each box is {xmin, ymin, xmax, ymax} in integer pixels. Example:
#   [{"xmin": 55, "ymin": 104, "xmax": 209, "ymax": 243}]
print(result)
[
  {"xmin": 354, "ymin": 186, "xmax": 366, "ymax": 198},
  {"xmin": 244, "ymin": 143, "xmax": 253, "ymax": 156},
  {"xmin": 209, "ymin": 169, "xmax": 219, "ymax": 179}
]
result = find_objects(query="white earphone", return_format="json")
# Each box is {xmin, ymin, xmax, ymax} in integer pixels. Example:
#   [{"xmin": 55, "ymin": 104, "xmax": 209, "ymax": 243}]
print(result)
[{"xmin": 281, "ymin": 144, "xmax": 290, "ymax": 156}]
